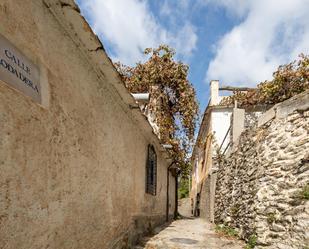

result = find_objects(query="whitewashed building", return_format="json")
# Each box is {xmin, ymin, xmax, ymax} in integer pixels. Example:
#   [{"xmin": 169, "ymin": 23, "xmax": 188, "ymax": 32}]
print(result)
[{"xmin": 190, "ymin": 80, "xmax": 266, "ymax": 221}]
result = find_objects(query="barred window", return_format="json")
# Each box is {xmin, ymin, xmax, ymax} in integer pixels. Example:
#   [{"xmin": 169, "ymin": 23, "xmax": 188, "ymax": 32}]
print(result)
[{"xmin": 146, "ymin": 145, "xmax": 157, "ymax": 195}]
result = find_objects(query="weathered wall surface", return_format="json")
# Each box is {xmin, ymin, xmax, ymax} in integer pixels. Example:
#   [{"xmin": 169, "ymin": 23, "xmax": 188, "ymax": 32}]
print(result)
[
  {"xmin": 199, "ymin": 172, "xmax": 217, "ymax": 222},
  {"xmin": 0, "ymin": 1, "xmax": 175, "ymax": 249},
  {"xmin": 215, "ymin": 92, "xmax": 309, "ymax": 249}
]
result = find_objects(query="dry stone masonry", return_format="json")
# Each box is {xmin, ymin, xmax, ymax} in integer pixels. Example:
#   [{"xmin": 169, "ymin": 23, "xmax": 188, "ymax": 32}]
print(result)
[{"xmin": 215, "ymin": 91, "xmax": 309, "ymax": 249}]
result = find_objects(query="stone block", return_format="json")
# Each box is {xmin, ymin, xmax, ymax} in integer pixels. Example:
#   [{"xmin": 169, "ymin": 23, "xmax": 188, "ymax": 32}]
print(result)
[
  {"xmin": 276, "ymin": 91, "xmax": 309, "ymax": 119},
  {"xmin": 287, "ymin": 112, "xmax": 302, "ymax": 121},
  {"xmin": 295, "ymin": 137, "xmax": 309, "ymax": 147},
  {"xmin": 304, "ymin": 110, "xmax": 309, "ymax": 117},
  {"xmin": 271, "ymin": 223, "xmax": 285, "ymax": 232},
  {"xmin": 258, "ymin": 107, "xmax": 276, "ymax": 127},
  {"xmin": 291, "ymin": 127, "xmax": 305, "ymax": 137}
]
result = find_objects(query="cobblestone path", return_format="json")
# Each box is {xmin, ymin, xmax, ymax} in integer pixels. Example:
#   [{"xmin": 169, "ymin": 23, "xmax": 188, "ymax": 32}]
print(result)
[
  {"xmin": 135, "ymin": 218, "xmax": 245, "ymax": 249},
  {"xmin": 135, "ymin": 199, "xmax": 245, "ymax": 249}
]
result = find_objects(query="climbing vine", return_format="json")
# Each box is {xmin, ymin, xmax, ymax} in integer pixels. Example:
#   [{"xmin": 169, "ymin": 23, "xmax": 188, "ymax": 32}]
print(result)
[
  {"xmin": 220, "ymin": 54, "xmax": 309, "ymax": 107},
  {"xmin": 115, "ymin": 45, "xmax": 199, "ymax": 172}
]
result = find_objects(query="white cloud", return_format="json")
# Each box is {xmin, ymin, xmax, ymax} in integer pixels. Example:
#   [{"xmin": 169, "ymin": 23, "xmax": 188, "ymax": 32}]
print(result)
[
  {"xmin": 172, "ymin": 23, "xmax": 198, "ymax": 56},
  {"xmin": 205, "ymin": 0, "xmax": 309, "ymax": 86},
  {"xmin": 78, "ymin": 0, "xmax": 197, "ymax": 65},
  {"xmin": 160, "ymin": 0, "xmax": 172, "ymax": 17},
  {"xmin": 198, "ymin": 0, "xmax": 250, "ymax": 18}
]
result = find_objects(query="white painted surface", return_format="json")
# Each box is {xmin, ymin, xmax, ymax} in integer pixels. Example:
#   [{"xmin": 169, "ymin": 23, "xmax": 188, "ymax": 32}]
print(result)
[
  {"xmin": 210, "ymin": 80, "xmax": 219, "ymax": 105},
  {"xmin": 211, "ymin": 110, "xmax": 232, "ymax": 152}
]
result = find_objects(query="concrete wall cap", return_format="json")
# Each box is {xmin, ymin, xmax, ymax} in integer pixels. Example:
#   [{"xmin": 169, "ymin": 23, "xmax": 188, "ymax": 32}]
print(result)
[{"xmin": 258, "ymin": 90, "xmax": 309, "ymax": 127}]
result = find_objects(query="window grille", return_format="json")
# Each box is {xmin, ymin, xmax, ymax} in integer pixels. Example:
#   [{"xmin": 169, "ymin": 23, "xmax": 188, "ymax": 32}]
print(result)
[{"xmin": 146, "ymin": 145, "xmax": 157, "ymax": 195}]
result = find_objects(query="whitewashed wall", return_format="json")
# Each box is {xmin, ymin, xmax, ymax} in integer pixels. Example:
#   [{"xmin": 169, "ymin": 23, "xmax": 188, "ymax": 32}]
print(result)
[{"xmin": 211, "ymin": 110, "xmax": 232, "ymax": 153}]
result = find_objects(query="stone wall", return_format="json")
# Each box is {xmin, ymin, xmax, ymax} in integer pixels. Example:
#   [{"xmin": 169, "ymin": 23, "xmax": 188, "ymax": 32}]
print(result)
[
  {"xmin": 215, "ymin": 92, "xmax": 309, "ymax": 249},
  {"xmin": 0, "ymin": 1, "xmax": 175, "ymax": 249}
]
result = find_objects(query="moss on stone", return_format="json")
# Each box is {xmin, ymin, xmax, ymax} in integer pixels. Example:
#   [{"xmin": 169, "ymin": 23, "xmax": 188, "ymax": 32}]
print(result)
[
  {"xmin": 245, "ymin": 234, "xmax": 257, "ymax": 249},
  {"xmin": 298, "ymin": 184, "xmax": 309, "ymax": 200},
  {"xmin": 215, "ymin": 224, "xmax": 238, "ymax": 238},
  {"xmin": 267, "ymin": 213, "xmax": 277, "ymax": 224}
]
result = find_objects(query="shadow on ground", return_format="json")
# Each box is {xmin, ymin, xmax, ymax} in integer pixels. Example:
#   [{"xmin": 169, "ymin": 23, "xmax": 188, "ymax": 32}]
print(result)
[
  {"xmin": 169, "ymin": 238, "xmax": 198, "ymax": 244},
  {"xmin": 134, "ymin": 198, "xmax": 245, "ymax": 249}
]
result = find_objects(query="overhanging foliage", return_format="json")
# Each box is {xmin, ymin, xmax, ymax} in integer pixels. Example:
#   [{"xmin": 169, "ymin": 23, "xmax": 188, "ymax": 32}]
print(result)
[
  {"xmin": 115, "ymin": 45, "xmax": 199, "ymax": 173},
  {"xmin": 220, "ymin": 54, "xmax": 309, "ymax": 107}
]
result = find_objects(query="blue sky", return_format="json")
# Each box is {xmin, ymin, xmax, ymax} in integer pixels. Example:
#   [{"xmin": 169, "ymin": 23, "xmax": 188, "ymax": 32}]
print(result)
[{"xmin": 76, "ymin": 0, "xmax": 309, "ymax": 112}]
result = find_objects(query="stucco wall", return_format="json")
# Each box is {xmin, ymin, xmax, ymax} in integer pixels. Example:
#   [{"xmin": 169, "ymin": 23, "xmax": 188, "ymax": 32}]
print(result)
[
  {"xmin": 0, "ymin": 1, "xmax": 175, "ymax": 249},
  {"xmin": 215, "ymin": 91, "xmax": 309, "ymax": 249}
]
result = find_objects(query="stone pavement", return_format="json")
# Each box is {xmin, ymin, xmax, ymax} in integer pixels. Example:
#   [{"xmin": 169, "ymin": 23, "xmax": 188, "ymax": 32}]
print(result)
[
  {"xmin": 135, "ymin": 218, "xmax": 245, "ymax": 249},
  {"xmin": 135, "ymin": 198, "xmax": 245, "ymax": 249}
]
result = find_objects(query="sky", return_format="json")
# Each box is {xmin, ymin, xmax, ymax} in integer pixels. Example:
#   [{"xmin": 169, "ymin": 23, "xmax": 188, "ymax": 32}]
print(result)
[{"xmin": 76, "ymin": 0, "xmax": 309, "ymax": 112}]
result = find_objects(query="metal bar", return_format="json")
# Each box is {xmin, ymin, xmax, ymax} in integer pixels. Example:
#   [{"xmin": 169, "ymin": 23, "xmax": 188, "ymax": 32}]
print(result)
[
  {"xmin": 218, "ymin": 125, "xmax": 231, "ymax": 152},
  {"xmin": 222, "ymin": 142, "xmax": 231, "ymax": 155}
]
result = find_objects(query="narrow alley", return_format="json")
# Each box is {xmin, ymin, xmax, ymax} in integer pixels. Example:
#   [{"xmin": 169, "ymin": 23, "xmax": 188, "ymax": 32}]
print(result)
[
  {"xmin": 1, "ymin": 1, "xmax": 308, "ymax": 249},
  {"xmin": 135, "ymin": 199, "xmax": 245, "ymax": 249}
]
